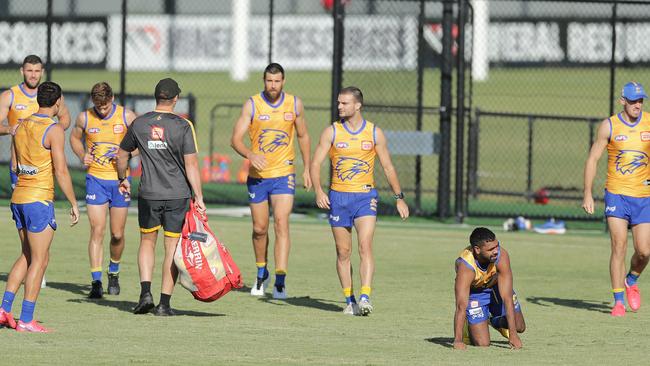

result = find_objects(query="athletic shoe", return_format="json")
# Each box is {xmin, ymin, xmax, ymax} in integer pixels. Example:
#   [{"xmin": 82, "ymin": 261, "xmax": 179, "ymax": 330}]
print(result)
[
  {"xmin": 88, "ymin": 280, "xmax": 103, "ymax": 299},
  {"xmin": 533, "ymin": 218, "xmax": 566, "ymax": 234},
  {"xmin": 0, "ymin": 309, "xmax": 17, "ymax": 329},
  {"xmin": 153, "ymin": 304, "xmax": 176, "ymax": 316},
  {"xmin": 272, "ymin": 285, "xmax": 288, "ymax": 299},
  {"xmin": 495, "ymin": 327, "xmax": 510, "ymax": 339},
  {"xmin": 358, "ymin": 298, "xmax": 373, "ymax": 316},
  {"xmin": 625, "ymin": 280, "xmax": 641, "ymax": 312},
  {"xmin": 107, "ymin": 273, "xmax": 120, "ymax": 295},
  {"xmin": 611, "ymin": 301, "xmax": 625, "ymax": 317},
  {"xmin": 343, "ymin": 302, "xmax": 360, "ymax": 316},
  {"xmin": 133, "ymin": 292, "xmax": 155, "ymax": 314},
  {"xmin": 250, "ymin": 274, "xmax": 270, "ymax": 296},
  {"xmin": 41, "ymin": 277, "xmax": 47, "ymax": 289},
  {"xmin": 16, "ymin": 320, "xmax": 51, "ymax": 333}
]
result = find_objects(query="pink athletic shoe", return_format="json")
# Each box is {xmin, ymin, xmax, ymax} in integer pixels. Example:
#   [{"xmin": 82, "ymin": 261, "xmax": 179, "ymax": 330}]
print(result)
[
  {"xmin": 16, "ymin": 320, "xmax": 51, "ymax": 333},
  {"xmin": 0, "ymin": 309, "xmax": 17, "ymax": 329},
  {"xmin": 611, "ymin": 301, "xmax": 625, "ymax": 317},
  {"xmin": 625, "ymin": 280, "xmax": 641, "ymax": 312}
]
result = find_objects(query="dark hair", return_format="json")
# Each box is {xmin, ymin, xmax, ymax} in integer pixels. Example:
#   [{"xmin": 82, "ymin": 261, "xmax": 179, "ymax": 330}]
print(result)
[
  {"xmin": 23, "ymin": 54, "xmax": 43, "ymax": 67},
  {"xmin": 264, "ymin": 63, "xmax": 285, "ymax": 79},
  {"xmin": 37, "ymin": 81, "xmax": 62, "ymax": 108},
  {"xmin": 91, "ymin": 82, "xmax": 113, "ymax": 104},
  {"xmin": 469, "ymin": 227, "xmax": 496, "ymax": 247},
  {"xmin": 340, "ymin": 86, "xmax": 364, "ymax": 105}
]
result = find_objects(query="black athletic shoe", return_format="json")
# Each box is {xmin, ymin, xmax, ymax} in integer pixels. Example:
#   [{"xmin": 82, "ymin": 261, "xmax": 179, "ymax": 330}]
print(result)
[
  {"xmin": 107, "ymin": 273, "xmax": 120, "ymax": 295},
  {"xmin": 88, "ymin": 280, "xmax": 103, "ymax": 299},
  {"xmin": 133, "ymin": 292, "xmax": 155, "ymax": 314},
  {"xmin": 153, "ymin": 304, "xmax": 176, "ymax": 316}
]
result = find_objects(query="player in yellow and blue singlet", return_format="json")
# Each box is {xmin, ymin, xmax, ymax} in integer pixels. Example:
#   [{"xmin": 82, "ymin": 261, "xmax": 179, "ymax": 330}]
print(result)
[
  {"xmin": 70, "ymin": 82, "xmax": 137, "ymax": 299},
  {"xmin": 311, "ymin": 86, "xmax": 409, "ymax": 316},
  {"xmin": 231, "ymin": 63, "xmax": 312, "ymax": 300},
  {"xmin": 0, "ymin": 82, "xmax": 79, "ymax": 333},
  {"xmin": 583, "ymin": 82, "xmax": 650, "ymax": 317},
  {"xmin": 0, "ymin": 55, "xmax": 71, "ymax": 189},
  {"xmin": 452, "ymin": 227, "xmax": 525, "ymax": 350}
]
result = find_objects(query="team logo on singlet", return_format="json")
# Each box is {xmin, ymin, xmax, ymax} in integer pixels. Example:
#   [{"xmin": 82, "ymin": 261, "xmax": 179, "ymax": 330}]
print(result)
[
  {"xmin": 361, "ymin": 141, "xmax": 373, "ymax": 151},
  {"xmin": 258, "ymin": 129, "xmax": 289, "ymax": 153},
  {"xmin": 614, "ymin": 135, "xmax": 628, "ymax": 142},
  {"xmin": 90, "ymin": 142, "xmax": 119, "ymax": 166},
  {"xmin": 88, "ymin": 128, "xmax": 100, "ymax": 134},
  {"xmin": 15, "ymin": 104, "xmax": 27, "ymax": 110},
  {"xmin": 113, "ymin": 124, "xmax": 124, "ymax": 134},
  {"xmin": 335, "ymin": 157, "xmax": 370, "ymax": 182},
  {"xmin": 615, "ymin": 150, "xmax": 649, "ymax": 175},
  {"xmin": 641, "ymin": 131, "xmax": 650, "ymax": 141}
]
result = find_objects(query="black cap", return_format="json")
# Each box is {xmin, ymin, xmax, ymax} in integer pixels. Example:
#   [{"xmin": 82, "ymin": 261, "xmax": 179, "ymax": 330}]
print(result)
[{"xmin": 154, "ymin": 78, "xmax": 181, "ymax": 100}]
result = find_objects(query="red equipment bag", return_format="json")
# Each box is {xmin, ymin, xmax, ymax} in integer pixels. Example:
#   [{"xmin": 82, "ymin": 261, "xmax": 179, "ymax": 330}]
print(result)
[{"xmin": 174, "ymin": 201, "xmax": 243, "ymax": 302}]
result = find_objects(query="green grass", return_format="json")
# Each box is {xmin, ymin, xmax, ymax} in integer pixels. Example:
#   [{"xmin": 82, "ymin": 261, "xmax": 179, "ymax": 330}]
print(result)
[{"xmin": 0, "ymin": 209, "xmax": 647, "ymax": 364}]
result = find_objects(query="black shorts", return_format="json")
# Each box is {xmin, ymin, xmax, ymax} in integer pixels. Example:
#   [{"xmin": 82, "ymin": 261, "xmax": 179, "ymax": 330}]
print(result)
[{"xmin": 138, "ymin": 198, "xmax": 190, "ymax": 237}]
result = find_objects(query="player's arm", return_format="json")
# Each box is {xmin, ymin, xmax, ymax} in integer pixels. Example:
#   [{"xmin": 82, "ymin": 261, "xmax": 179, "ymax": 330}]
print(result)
[
  {"xmin": 374, "ymin": 126, "xmax": 409, "ymax": 220},
  {"xmin": 117, "ymin": 124, "xmax": 137, "ymax": 195},
  {"xmin": 55, "ymin": 95, "xmax": 71, "ymax": 130},
  {"xmin": 124, "ymin": 109, "xmax": 140, "ymax": 157},
  {"xmin": 310, "ymin": 126, "xmax": 334, "ymax": 210},
  {"xmin": 0, "ymin": 90, "xmax": 13, "ymax": 135},
  {"xmin": 230, "ymin": 99, "xmax": 266, "ymax": 170},
  {"xmin": 183, "ymin": 121, "xmax": 206, "ymax": 215},
  {"xmin": 453, "ymin": 262, "xmax": 474, "ymax": 350},
  {"xmin": 47, "ymin": 124, "xmax": 79, "ymax": 226},
  {"xmin": 495, "ymin": 248, "xmax": 522, "ymax": 349},
  {"xmin": 69, "ymin": 112, "xmax": 91, "ymax": 167},
  {"xmin": 582, "ymin": 118, "xmax": 610, "ymax": 214},
  {"xmin": 294, "ymin": 97, "xmax": 312, "ymax": 190}
]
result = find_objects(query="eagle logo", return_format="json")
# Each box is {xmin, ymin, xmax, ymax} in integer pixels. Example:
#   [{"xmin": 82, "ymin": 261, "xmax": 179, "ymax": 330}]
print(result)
[
  {"xmin": 258, "ymin": 129, "xmax": 289, "ymax": 153},
  {"xmin": 335, "ymin": 157, "xmax": 370, "ymax": 181},
  {"xmin": 90, "ymin": 142, "xmax": 119, "ymax": 166},
  {"xmin": 615, "ymin": 150, "xmax": 649, "ymax": 175}
]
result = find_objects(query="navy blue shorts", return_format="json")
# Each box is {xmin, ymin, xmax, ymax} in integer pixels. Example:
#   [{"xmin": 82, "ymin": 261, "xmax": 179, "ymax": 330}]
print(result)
[
  {"xmin": 604, "ymin": 190, "xmax": 650, "ymax": 225},
  {"xmin": 466, "ymin": 285, "xmax": 521, "ymax": 325},
  {"xmin": 328, "ymin": 189, "xmax": 378, "ymax": 227},
  {"xmin": 85, "ymin": 174, "xmax": 131, "ymax": 208},
  {"xmin": 247, "ymin": 174, "xmax": 295, "ymax": 204},
  {"xmin": 11, "ymin": 201, "xmax": 57, "ymax": 233}
]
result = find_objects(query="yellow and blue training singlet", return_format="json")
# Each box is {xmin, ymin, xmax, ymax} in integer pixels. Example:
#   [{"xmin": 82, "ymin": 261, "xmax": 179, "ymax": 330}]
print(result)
[
  {"xmin": 606, "ymin": 111, "xmax": 650, "ymax": 197},
  {"xmin": 7, "ymin": 83, "xmax": 38, "ymax": 127},
  {"xmin": 329, "ymin": 119, "xmax": 376, "ymax": 192},
  {"xmin": 248, "ymin": 92, "xmax": 297, "ymax": 179},
  {"xmin": 11, "ymin": 113, "xmax": 57, "ymax": 204},
  {"xmin": 456, "ymin": 245, "xmax": 500, "ymax": 291},
  {"xmin": 84, "ymin": 104, "xmax": 129, "ymax": 180}
]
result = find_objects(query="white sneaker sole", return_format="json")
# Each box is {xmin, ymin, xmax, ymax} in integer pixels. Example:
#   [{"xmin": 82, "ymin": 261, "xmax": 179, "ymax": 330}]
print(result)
[
  {"xmin": 250, "ymin": 277, "xmax": 269, "ymax": 296},
  {"xmin": 272, "ymin": 287, "xmax": 287, "ymax": 299}
]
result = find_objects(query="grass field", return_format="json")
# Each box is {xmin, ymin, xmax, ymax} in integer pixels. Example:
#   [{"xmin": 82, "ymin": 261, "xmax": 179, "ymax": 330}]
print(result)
[{"xmin": 1, "ymin": 208, "xmax": 649, "ymax": 365}]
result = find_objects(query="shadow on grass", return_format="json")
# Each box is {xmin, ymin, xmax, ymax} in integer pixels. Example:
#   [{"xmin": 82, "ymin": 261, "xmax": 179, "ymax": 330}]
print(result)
[
  {"xmin": 46, "ymin": 281, "xmax": 224, "ymax": 317},
  {"xmin": 526, "ymin": 296, "xmax": 610, "ymax": 314},
  {"xmin": 259, "ymin": 295, "xmax": 343, "ymax": 313},
  {"xmin": 425, "ymin": 337, "xmax": 510, "ymax": 349}
]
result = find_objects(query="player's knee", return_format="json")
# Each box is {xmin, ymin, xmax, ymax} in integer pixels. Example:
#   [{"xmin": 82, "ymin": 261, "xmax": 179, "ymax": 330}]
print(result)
[
  {"xmin": 110, "ymin": 232, "xmax": 124, "ymax": 244},
  {"xmin": 517, "ymin": 324, "xmax": 526, "ymax": 333},
  {"xmin": 357, "ymin": 242, "xmax": 373, "ymax": 257},
  {"xmin": 336, "ymin": 246, "xmax": 352, "ymax": 260},
  {"xmin": 473, "ymin": 339, "xmax": 490, "ymax": 347},
  {"xmin": 252, "ymin": 224, "xmax": 268, "ymax": 238},
  {"xmin": 90, "ymin": 224, "xmax": 106, "ymax": 239}
]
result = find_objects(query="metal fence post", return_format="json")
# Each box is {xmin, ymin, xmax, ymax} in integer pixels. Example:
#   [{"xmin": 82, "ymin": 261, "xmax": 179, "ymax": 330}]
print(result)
[
  {"xmin": 526, "ymin": 115, "xmax": 535, "ymax": 201},
  {"xmin": 414, "ymin": 0, "xmax": 425, "ymax": 214},
  {"xmin": 119, "ymin": 0, "xmax": 127, "ymax": 106},
  {"xmin": 46, "ymin": 0, "xmax": 53, "ymax": 81},
  {"xmin": 269, "ymin": 0, "xmax": 274, "ymax": 64},
  {"xmin": 455, "ymin": 0, "xmax": 467, "ymax": 223},
  {"xmin": 609, "ymin": 1, "xmax": 618, "ymax": 117},
  {"xmin": 437, "ymin": 0, "xmax": 454, "ymax": 219},
  {"xmin": 330, "ymin": 0, "xmax": 345, "ymax": 124},
  {"xmin": 466, "ymin": 108, "xmax": 480, "ymax": 200}
]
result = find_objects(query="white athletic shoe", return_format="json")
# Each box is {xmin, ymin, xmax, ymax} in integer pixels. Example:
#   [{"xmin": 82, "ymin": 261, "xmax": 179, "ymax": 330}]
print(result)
[
  {"xmin": 250, "ymin": 276, "xmax": 269, "ymax": 296},
  {"xmin": 272, "ymin": 285, "xmax": 287, "ymax": 299},
  {"xmin": 343, "ymin": 302, "xmax": 360, "ymax": 316},
  {"xmin": 41, "ymin": 277, "xmax": 47, "ymax": 289},
  {"xmin": 358, "ymin": 298, "xmax": 373, "ymax": 316}
]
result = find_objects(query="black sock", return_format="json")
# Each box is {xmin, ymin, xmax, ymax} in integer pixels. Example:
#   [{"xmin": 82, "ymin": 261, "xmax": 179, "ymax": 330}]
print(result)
[
  {"xmin": 160, "ymin": 293, "xmax": 171, "ymax": 307},
  {"xmin": 140, "ymin": 281, "xmax": 151, "ymax": 297}
]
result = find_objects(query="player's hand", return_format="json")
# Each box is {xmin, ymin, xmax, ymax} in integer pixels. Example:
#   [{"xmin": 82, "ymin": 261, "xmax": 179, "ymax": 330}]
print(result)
[
  {"xmin": 9, "ymin": 123, "xmax": 19, "ymax": 136},
  {"xmin": 302, "ymin": 170, "xmax": 312, "ymax": 191},
  {"xmin": 194, "ymin": 196, "xmax": 207, "ymax": 218},
  {"xmin": 396, "ymin": 199, "xmax": 409, "ymax": 220},
  {"xmin": 453, "ymin": 340, "xmax": 467, "ymax": 350},
  {"xmin": 315, "ymin": 190, "xmax": 330, "ymax": 210},
  {"xmin": 83, "ymin": 153, "xmax": 93, "ymax": 167},
  {"xmin": 509, "ymin": 334, "xmax": 523, "ymax": 349},
  {"xmin": 582, "ymin": 194, "xmax": 594, "ymax": 215},
  {"xmin": 118, "ymin": 178, "xmax": 131, "ymax": 196},
  {"xmin": 247, "ymin": 153, "xmax": 267, "ymax": 171},
  {"xmin": 70, "ymin": 205, "xmax": 80, "ymax": 226}
]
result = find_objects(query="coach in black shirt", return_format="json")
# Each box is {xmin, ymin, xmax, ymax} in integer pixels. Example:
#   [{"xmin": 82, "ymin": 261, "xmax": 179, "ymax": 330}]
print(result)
[{"xmin": 116, "ymin": 78, "xmax": 205, "ymax": 316}]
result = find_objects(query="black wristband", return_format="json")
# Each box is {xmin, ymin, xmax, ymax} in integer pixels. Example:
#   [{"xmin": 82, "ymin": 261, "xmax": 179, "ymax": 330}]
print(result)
[
  {"xmin": 393, "ymin": 192, "xmax": 404, "ymax": 200},
  {"xmin": 118, "ymin": 176, "xmax": 127, "ymax": 183}
]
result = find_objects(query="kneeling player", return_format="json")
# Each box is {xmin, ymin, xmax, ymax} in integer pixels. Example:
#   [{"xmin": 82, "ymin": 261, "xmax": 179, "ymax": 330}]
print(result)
[{"xmin": 453, "ymin": 227, "xmax": 525, "ymax": 350}]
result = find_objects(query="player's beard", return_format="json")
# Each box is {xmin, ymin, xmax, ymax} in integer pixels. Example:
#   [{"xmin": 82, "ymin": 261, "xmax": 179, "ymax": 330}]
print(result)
[
  {"xmin": 24, "ymin": 76, "xmax": 40, "ymax": 89},
  {"xmin": 264, "ymin": 89, "xmax": 281, "ymax": 102}
]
